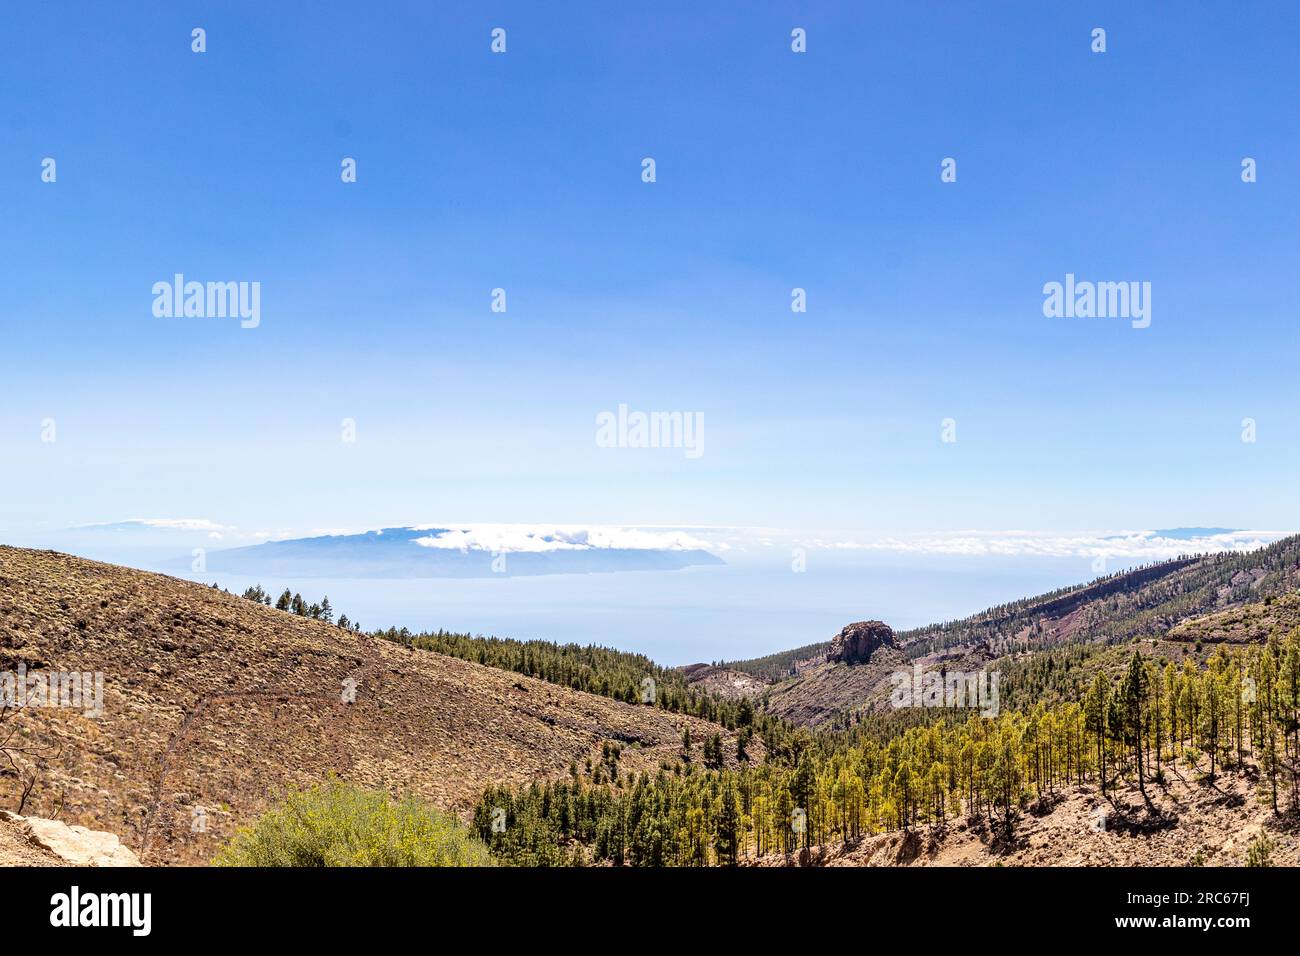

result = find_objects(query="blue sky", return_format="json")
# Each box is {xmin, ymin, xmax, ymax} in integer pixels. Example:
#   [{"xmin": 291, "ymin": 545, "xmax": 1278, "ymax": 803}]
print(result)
[{"xmin": 3, "ymin": 1, "xmax": 1298, "ymax": 550}]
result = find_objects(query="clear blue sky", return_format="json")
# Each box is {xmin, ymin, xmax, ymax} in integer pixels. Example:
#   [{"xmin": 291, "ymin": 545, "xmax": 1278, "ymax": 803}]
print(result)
[{"xmin": 2, "ymin": 1, "xmax": 1297, "ymax": 543}]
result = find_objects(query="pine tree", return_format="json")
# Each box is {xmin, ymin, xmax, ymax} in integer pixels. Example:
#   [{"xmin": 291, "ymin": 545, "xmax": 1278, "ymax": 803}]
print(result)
[
  {"xmin": 1150, "ymin": 657, "xmax": 1164, "ymax": 773},
  {"xmin": 736, "ymin": 727, "xmax": 751, "ymax": 763},
  {"xmin": 790, "ymin": 752, "xmax": 816, "ymax": 848},
  {"xmin": 1202, "ymin": 656, "xmax": 1223, "ymax": 782},
  {"xmin": 1164, "ymin": 660, "xmax": 1180, "ymax": 759},
  {"xmin": 1122, "ymin": 651, "xmax": 1148, "ymax": 794},
  {"xmin": 1282, "ymin": 632, "xmax": 1300, "ymax": 810},
  {"xmin": 702, "ymin": 733, "xmax": 724, "ymax": 770},
  {"xmin": 1085, "ymin": 672, "xmax": 1110, "ymax": 793},
  {"xmin": 1258, "ymin": 638, "xmax": 1281, "ymax": 813},
  {"xmin": 714, "ymin": 779, "xmax": 741, "ymax": 865}
]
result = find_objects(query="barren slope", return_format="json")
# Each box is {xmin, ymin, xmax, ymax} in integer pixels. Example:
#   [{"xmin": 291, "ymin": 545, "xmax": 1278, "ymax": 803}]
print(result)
[
  {"xmin": 678, "ymin": 663, "xmax": 767, "ymax": 701},
  {"xmin": 1168, "ymin": 591, "xmax": 1300, "ymax": 644},
  {"xmin": 763, "ymin": 642, "xmax": 1007, "ymax": 727},
  {"xmin": 0, "ymin": 547, "xmax": 744, "ymax": 865}
]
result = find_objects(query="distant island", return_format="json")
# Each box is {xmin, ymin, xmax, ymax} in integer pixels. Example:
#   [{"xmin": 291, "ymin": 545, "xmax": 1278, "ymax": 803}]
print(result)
[{"xmin": 179, "ymin": 526, "xmax": 725, "ymax": 579}]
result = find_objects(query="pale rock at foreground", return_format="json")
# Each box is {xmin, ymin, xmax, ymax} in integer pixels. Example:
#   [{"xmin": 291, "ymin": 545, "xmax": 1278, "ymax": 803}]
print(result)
[{"xmin": 0, "ymin": 811, "xmax": 141, "ymax": 866}]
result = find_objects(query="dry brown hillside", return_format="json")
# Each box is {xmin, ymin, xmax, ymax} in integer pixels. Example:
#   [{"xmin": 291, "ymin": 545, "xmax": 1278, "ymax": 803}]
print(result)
[
  {"xmin": 1169, "ymin": 592, "xmax": 1300, "ymax": 645},
  {"xmin": 0, "ymin": 546, "xmax": 745, "ymax": 865},
  {"xmin": 764, "ymin": 641, "xmax": 1004, "ymax": 727},
  {"xmin": 678, "ymin": 663, "xmax": 766, "ymax": 701}
]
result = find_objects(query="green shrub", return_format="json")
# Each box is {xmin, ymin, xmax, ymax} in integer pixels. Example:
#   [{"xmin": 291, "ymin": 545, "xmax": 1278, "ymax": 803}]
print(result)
[
  {"xmin": 214, "ymin": 779, "xmax": 493, "ymax": 867},
  {"xmin": 1246, "ymin": 832, "xmax": 1273, "ymax": 868}
]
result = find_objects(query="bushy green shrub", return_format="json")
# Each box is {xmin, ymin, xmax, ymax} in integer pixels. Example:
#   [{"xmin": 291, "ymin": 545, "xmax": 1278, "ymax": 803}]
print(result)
[
  {"xmin": 214, "ymin": 779, "xmax": 493, "ymax": 867},
  {"xmin": 1246, "ymin": 832, "xmax": 1273, "ymax": 868}
]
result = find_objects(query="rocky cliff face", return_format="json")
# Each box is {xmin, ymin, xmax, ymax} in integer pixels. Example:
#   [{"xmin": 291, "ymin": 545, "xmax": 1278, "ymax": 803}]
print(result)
[{"xmin": 826, "ymin": 620, "xmax": 897, "ymax": 664}]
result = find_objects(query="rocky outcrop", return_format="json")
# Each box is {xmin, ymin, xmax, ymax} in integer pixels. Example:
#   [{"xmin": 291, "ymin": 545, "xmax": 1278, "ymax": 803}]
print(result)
[
  {"xmin": 679, "ymin": 664, "xmax": 767, "ymax": 700},
  {"xmin": 0, "ymin": 811, "xmax": 140, "ymax": 866},
  {"xmin": 826, "ymin": 621, "xmax": 897, "ymax": 664}
]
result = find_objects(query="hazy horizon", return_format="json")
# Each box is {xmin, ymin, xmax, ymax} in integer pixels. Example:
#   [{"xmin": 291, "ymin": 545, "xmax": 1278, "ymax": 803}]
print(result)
[
  {"xmin": 6, "ymin": 2, "xmax": 1298, "ymax": 663},
  {"xmin": 4, "ymin": 522, "xmax": 1287, "ymax": 665}
]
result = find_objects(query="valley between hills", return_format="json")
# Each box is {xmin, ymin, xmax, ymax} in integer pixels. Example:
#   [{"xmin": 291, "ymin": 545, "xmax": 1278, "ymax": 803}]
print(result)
[{"xmin": 2, "ymin": 539, "xmax": 1299, "ymax": 867}]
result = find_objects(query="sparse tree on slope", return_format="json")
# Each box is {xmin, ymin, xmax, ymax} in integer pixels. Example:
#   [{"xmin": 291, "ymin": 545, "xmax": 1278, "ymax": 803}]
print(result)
[
  {"xmin": 1121, "ymin": 651, "xmax": 1148, "ymax": 794},
  {"xmin": 1085, "ymin": 672, "xmax": 1111, "ymax": 793}
]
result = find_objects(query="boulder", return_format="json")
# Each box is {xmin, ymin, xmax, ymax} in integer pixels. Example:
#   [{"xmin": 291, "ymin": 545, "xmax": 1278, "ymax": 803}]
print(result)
[
  {"xmin": 826, "ymin": 620, "xmax": 897, "ymax": 664},
  {"xmin": 0, "ymin": 811, "xmax": 140, "ymax": 866}
]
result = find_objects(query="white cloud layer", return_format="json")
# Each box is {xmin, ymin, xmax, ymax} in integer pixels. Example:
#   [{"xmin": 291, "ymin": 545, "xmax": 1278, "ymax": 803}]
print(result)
[
  {"xmin": 801, "ymin": 529, "xmax": 1290, "ymax": 560},
  {"xmin": 411, "ymin": 524, "xmax": 713, "ymax": 554},
  {"xmin": 67, "ymin": 519, "xmax": 1292, "ymax": 565}
]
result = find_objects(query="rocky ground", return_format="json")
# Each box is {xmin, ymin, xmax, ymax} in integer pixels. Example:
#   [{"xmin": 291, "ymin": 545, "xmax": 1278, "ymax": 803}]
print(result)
[
  {"xmin": 678, "ymin": 663, "xmax": 767, "ymax": 700},
  {"xmin": 0, "ymin": 546, "xmax": 749, "ymax": 865},
  {"xmin": 1169, "ymin": 591, "xmax": 1300, "ymax": 644},
  {"xmin": 0, "ymin": 811, "xmax": 139, "ymax": 866},
  {"xmin": 755, "ymin": 761, "xmax": 1299, "ymax": 867},
  {"xmin": 0, "ymin": 813, "xmax": 65, "ymax": 866}
]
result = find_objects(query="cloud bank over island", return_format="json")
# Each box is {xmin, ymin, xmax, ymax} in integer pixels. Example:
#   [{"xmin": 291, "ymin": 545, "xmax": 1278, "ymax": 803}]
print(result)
[
  {"xmin": 74, "ymin": 518, "xmax": 232, "ymax": 537},
  {"xmin": 37, "ymin": 521, "xmax": 1292, "ymax": 582},
  {"xmin": 409, "ymin": 525, "xmax": 715, "ymax": 554},
  {"xmin": 177, "ymin": 525, "xmax": 726, "ymax": 579}
]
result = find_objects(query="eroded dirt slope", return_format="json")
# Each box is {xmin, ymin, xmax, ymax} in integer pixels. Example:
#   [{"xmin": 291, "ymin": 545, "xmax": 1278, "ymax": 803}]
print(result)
[{"xmin": 0, "ymin": 547, "xmax": 743, "ymax": 864}]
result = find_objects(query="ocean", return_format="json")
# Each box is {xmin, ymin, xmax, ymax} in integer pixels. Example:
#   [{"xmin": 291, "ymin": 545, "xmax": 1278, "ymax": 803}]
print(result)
[{"xmin": 178, "ymin": 550, "xmax": 1113, "ymax": 666}]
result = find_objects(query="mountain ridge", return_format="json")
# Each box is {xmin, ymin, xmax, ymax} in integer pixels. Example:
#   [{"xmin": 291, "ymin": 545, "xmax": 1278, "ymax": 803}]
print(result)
[
  {"xmin": 721, "ymin": 535, "xmax": 1300, "ymax": 726},
  {"xmin": 731, "ymin": 536, "xmax": 1300, "ymax": 681},
  {"xmin": 0, "ymin": 545, "xmax": 744, "ymax": 864}
]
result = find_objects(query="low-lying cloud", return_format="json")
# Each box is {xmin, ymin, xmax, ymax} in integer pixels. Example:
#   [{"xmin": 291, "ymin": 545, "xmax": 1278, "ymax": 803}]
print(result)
[
  {"xmin": 807, "ymin": 529, "xmax": 1288, "ymax": 561},
  {"xmin": 411, "ymin": 525, "xmax": 714, "ymax": 554}
]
